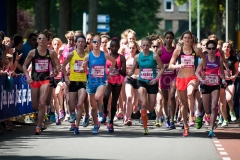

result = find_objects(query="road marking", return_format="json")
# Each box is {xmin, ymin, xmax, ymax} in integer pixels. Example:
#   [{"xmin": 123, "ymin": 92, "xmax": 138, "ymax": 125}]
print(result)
[
  {"xmin": 217, "ymin": 148, "xmax": 225, "ymax": 150},
  {"xmin": 220, "ymin": 152, "xmax": 228, "ymax": 155},
  {"xmin": 213, "ymin": 140, "xmax": 220, "ymax": 143},
  {"xmin": 222, "ymin": 157, "xmax": 231, "ymax": 160},
  {"xmin": 215, "ymin": 144, "xmax": 222, "ymax": 147}
]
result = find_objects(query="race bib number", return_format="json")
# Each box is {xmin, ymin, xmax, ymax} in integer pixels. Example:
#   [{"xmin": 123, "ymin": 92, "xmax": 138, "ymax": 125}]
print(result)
[
  {"xmin": 224, "ymin": 70, "xmax": 232, "ymax": 80},
  {"xmin": 205, "ymin": 74, "xmax": 219, "ymax": 85},
  {"xmin": 140, "ymin": 68, "xmax": 153, "ymax": 80},
  {"xmin": 35, "ymin": 59, "xmax": 49, "ymax": 72},
  {"xmin": 181, "ymin": 55, "xmax": 194, "ymax": 68},
  {"xmin": 74, "ymin": 60, "xmax": 82, "ymax": 73},
  {"xmin": 108, "ymin": 67, "xmax": 119, "ymax": 76},
  {"xmin": 91, "ymin": 65, "xmax": 104, "ymax": 78}
]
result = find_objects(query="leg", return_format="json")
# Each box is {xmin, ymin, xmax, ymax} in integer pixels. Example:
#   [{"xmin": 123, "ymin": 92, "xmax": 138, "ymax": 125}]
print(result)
[
  {"xmin": 226, "ymin": 85, "xmax": 236, "ymax": 121},
  {"xmin": 210, "ymin": 90, "xmax": 219, "ymax": 131},
  {"xmin": 220, "ymin": 88, "xmax": 228, "ymax": 121},
  {"xmin": 125, "ymin": 83, "xmax": 135, "ymax": 121},
  {"xmin": 75, "ymin": 88, "xmax": 87, "ymax": 127},
  {"xmin": 187, "ymin": 80, "xmax": 198, "ymax": 126},
  {"xmin": 38, "ymin": 84, "xmax": 50, "ymax": 128},
  {"xmin": 102, "ymin": 84, "xmax": 112, "ymax": 123},
  {"xmin": 138, "ymin": 87, "xmax": 148, "ymax": 130}
]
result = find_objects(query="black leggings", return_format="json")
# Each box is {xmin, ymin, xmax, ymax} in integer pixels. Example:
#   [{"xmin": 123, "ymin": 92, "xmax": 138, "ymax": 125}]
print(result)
[{"xmin": 103, "ymin": 83, "xmax": 122, "ymax": 124}]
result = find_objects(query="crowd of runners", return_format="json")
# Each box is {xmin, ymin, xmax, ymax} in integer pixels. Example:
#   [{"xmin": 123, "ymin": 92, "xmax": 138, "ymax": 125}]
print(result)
[{"xmin": 0, "ymin": 28, "xmax": 239, "ymax": 137}]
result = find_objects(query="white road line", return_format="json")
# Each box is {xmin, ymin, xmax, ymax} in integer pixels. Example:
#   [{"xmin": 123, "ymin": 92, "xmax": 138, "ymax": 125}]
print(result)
[
  {"xmin": 215, "ymin": 144, "xmax": 222, "ymax": 147},
  {"xmin": 217, "ymin": 148, "xmax": 225, "ymax": 150},
  {"xmin": 220, "ymin": 152, "xmax": 228, "ymax": 155},
  {"xmin": 222, "ymin": 157, "xmax": 231, "ymax": 160}
]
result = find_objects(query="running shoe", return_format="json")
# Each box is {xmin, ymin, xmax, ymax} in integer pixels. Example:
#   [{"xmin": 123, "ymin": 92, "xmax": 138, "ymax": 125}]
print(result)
[
  {"xmin": 155, "ymin": 119, "xmax": 160, "ymax": 127},
  {"xmin": 92, "ymin": 125, "xmax": 99, "ymax": 134},
  {"xmin": 183, "ymin": 127, "xmax": 189, "ymax": 137},
  {"xmin": 117, "ymin": 112, "xmax": 124, "ymax": 119},
  {"xmin": 177, "ymin": 116, "xmax": 182, "ymax": 124},
  {"xmin": 188, "ymin": 116, "xmax": 195, "ymax": 127},
  {"xmin": 49, "ymin": 114, "xmax": 55, "ymax": 122},
  {"xmin": 69, "ymin": 113, "xmax": 76, "ymax": 123},
  {"xmin": 125, "ymin": 118, "xmax": 132, "ymax": 126},
  {"xmin": 208, "ymin": 130, "xmax": 215, "ymax": 137},
  {"xmin": 98, "ymin": 111, "xmax": 103, "ymax": 122},
  {"xmin": 56, "ymin": 119, "xmax": 61, "ymax": 125},
  {"xmin": 204, "ymin": 114, "xmax": 210, "ymax": 126},
  {"xmin": 41, "ymin": 122, "xmax": 47, "ymax": 131},
  {"xmin": 82, "ymin": 115, "xmax": 89, "ymax": 127},
  {"xmin": 143, "ymin": 128, "xmax": 148, "ymax": 135},
  {"xmin": 107, "ymin": 123, "xmax": 114, "ymax": 133},
  {"xmin": 101, "ymin": 113, "xmax": 107, "ymax": 124},
  {"xmin": 133, "ymin": 106, "xmax": 138, "ymax": 113},
  {"xmin": 59, "ymin": 110, "xmax": 65, "ymax": 119},
  {"xmin": 35, "ymin": 127, "xmax": 41, "ymax": 135},
  {"xmin": 230, "ymin": 111, "xmax": 237, "ymax": 121},
  {"xmin": 218, "ymin": 116, "xmax": 223, "ymax": 125},
  {"xmin": 44, "ymin": 114, "xmax": 49, "ymax": 122},
  {"xmin": 221, "ymin": 120, "xmax": 228, "ymax": 127},
  {"xmin": 74, "ymin": 127, "xmax": 80, "ymax": 134},
  {"xmin": 69, "ymin": 123, "xmax": 75, "ymax": 131},
  {"xmin": 169, "ymin": 121, "xmax": 176, "ymax": 129},
  {"xmin": 195, "ymin": 116, "xmax": 203, "ymax": 129},
  {"xmin": 159, "ymin": 117, "xmax": 163, "ymax": 127},
  {"xmin": 165, "ymin": 116, "xmax": 170, "ymax": 128},
  {"xmin": 174, "ymin": 115, "xmax": 177, "ymax": 123}
]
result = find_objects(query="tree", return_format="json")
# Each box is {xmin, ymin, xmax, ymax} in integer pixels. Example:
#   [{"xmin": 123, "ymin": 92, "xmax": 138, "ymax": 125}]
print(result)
[
  {"xmin": 88, "ymin": 0, "xmax": 97, "ymax": 34},
  {"xmin": 7, "ymin": 0, "xmax": 17, "ymax": 36},
  {"xmin": 35, "ymin": 0, "xmax": 50, "ymax": 32},
  {"xmin": 58, "ymin": 0, "xmax": 71, "ymax": 42}
]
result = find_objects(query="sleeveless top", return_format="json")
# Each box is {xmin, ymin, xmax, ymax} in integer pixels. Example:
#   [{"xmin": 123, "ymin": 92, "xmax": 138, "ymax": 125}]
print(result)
[
  {"xmin": 106, "ymin": 54, "xmax": 123, "ymax": 84},
  {"xmin": 177, "ymin": 47, "xmax": 198, "ymax": 69},
  {"xmin": 161, "ymin": 46, "xmax": 176, "ymax": 75},
  {"xmin": 138, "ymin": 51, "xmax": 157, "ymax": 83},
  {"xmin": 31, "ymin": 49, "xmax": 51, "ymax": 81},
  {"xmin": 69, "ymin": 50, "xmax": 87, "ymax": 82},
  {"xmin": 88, "ymin": 51, "xmax": 107, "ymax": 83},
  {"xmin": 204, "ymin": 55, "xmax": 220, "ymax": 86}
]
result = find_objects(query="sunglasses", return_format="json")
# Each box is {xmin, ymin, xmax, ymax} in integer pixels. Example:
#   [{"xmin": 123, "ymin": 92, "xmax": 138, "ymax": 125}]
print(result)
[
  {"xmin": 152, "ymin": 46, "xmax": 159, "ymax": 48},
  {"xmin": 107, "ymin": 48, "xmax": 110, "ymax": 50},
  {"xmin": 38, "ymin": 37, "xmax": 47, "ymax": 41},
  {"xmin": 207, "ymin": 47, "xmax": 216, "ymax": 50},
  {"xmin": 92, "ymin": 40, "xmax": 101, "ymax": 44}
]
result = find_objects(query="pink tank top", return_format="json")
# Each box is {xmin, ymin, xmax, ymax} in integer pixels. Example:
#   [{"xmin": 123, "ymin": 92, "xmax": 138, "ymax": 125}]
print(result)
[
  {"xmin": 62, "ymin": 45, "xmax": 75, "ymax": 62},
  {"xmin": 160, "ymin": 46, "xmax": 176, "ymax": 75},
  {"xmin": 106, "ymin": 54, "xmax": 123, "ymax": 84}
]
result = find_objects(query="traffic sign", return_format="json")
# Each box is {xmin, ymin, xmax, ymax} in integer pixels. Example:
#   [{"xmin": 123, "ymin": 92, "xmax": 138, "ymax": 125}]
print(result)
[
  {"xmin": 97, "ymin": 14, "xmax": 110, "ymax": 23},
  {"xmin": 97, "ymin": 24, "xmax": 110, "ymax": 33}
]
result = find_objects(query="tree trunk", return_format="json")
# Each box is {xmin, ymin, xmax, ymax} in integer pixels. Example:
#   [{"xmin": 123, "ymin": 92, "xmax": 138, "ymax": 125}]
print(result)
[
  {"xmin": 216, "ymin": 0, "xmax": 223, "ymax": 40},
  {"xmin": 88, "ymin": 0, "xmax": 97, "ymax": 34},
  {"xmin": 7, "ymin": 0, "xmax": 17, "ymax": 36},
  {"xmin": 58, "ymin": 0, "xmax": 71, "ymax": 42},
  {"xmin": 35, "ymin": 0, "xmax": 50, "ymax": 32},
  {"xmin": 228, "ymin": 0, "xmax": 237, "ymax": 46}
]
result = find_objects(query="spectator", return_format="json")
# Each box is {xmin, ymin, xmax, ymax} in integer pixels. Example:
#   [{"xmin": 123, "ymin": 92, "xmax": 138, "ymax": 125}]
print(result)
[
  {"xmin": 10, "ymin": 34, "xmax": 23, "ymax": 73},
  {"xmin": 20, "ymin": 33, "xmax": 38, "ymax": 62}
]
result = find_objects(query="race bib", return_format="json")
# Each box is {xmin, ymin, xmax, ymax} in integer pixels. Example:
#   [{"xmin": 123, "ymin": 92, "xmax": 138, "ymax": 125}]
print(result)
[
  {"xmin": 74, "ymin": 60, "xmax": 83, "ymax": 73},
  {"xmin": 91, "ymin": 65, "xmax": 105, "ymax": 78},
  {"xmin": 181, "ymin": 55, "xmax": 194, "ymax": 68},
  {"xmin": 205, "ymin": 74, "xmax": 219, "ymax": 85},
  {"xmin": 140, "ymin": 68, "xmax": 153, "ymax": 80},
  {"xmin": 55, "ymin": 71, "xmax": 62, "ymax": 80},
  {"xmin": 108, "ymin": 67, "xmax": 119, "ymax": 76},
  {"xmin": 163, "ymin": 68, "xmax": 174, "ymax": 74},
  {"xmin": 35, "ymin": 59, "xmax": 49, "ymax": 72},
  {"xmin": 224, "ymin": 70, "xmax": 232, "ymax": 80}
]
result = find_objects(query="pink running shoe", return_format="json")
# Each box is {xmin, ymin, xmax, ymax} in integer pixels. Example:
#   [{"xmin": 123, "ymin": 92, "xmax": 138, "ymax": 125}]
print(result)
[
  {"xmin": 59, "ymin": 110, "xmax": 65, "ymax": 120},
  {"xmin": 117, "ymin": 112, "xmax": 124, "ymax": 119},
  {"xmin": 189, "ymin": 116, "xmax": 195, "ymax": 127},
  {"xmin": 205, "ymin": 114, "xmax": 210, "ymax": 126}
]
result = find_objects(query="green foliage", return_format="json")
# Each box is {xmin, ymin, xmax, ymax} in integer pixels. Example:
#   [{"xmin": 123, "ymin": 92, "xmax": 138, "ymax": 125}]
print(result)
[
  {"xmin": 17, "ymin": 0, "xmax": 35, "ymax": 10},
  {"xmin": 98, "ymin": 0, "xmax": 162, "ymax": 39}
]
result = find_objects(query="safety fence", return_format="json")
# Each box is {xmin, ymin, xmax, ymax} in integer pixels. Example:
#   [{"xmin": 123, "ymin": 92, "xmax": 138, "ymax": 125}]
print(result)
[{"xmin": 0, "ymin": 74, "xmax": 33, "ymax": 122}]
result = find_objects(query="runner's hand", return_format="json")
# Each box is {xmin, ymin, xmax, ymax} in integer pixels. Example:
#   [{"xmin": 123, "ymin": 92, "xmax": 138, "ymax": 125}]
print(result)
[
  {"xmin": 65, "ymin": 78, "xmax": 70, "ymax": 86},
  {"xmin": 149, "ymin": 78, "xmax": 158, "ymax": 85},
  {"xmin": 124, "ymin": 76, "xmax": 130, "ymax": 82},
  {"xmin": 26, "ymin": 77, "xmax": 33, "ymax": 84}
]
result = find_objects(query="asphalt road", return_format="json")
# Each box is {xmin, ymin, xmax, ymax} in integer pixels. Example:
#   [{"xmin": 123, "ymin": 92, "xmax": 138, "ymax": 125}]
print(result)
[{"xmin": 0, "ymin": 120, "xmax": 221, "ymax": 160}]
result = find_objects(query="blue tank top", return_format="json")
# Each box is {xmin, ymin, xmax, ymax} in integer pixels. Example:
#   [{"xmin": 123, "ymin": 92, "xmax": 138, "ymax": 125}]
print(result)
[
  {"xmin": 138, "ymin": 51, "xmax": 157, "ymax": 83},
  {"xmin": 88, "ymin": 51, "xmax": 107, "ymax": 83}
]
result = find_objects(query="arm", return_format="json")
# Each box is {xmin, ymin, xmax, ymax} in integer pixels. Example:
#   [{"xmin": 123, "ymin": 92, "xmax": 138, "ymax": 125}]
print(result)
[
  {"xmin": 219, "ymin": 57, "xmax": 225, "ymax": 80},
  {"xmin": 105, "ymin": 52, "xmax": 116, "ymax": 75},
  {"xmin": 119, "ymin": 54, "xmax": 126, "ymax": 77},
  {"xmin": 169, "ymin": 48, "xmax": 181, "ymax": 70},
  {"xmin": 62, "ymin": 52, "xmax": 74, "ymax": 85},
  {"xmin": 127, "ymin": 54, "xmax": 139, "ymax": 77},
  {"xmin": 50, "ymin": 50, "xmax": 61, "ymax": 76},
  {"xmin": 232, "ymin": 60, "xmax": 239, "ymax": 81},
  {"xmin": 195, "ymin": 59, "xmax": 204, "ymax": 81},
  {"xmin": 195, "ymin": 48, "xmax": 206, "ymax": 77},
  {"xmin": 153, "ymin": 52, "xmax": 164, "ymax": 79},
  {"xmin": 22, "ymin": 50, "xmax": 34, "ymax": 83}
]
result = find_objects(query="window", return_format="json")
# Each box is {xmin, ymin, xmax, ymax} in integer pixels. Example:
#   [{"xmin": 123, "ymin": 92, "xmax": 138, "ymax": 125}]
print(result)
[
  {"xmin": 178, "ymin": 3, "xmax": 187, "ymax": 12},
  {"xmin": 165, "ymin": 20, "xmax": 172, "ymax": 31},
  {"xmin": 164, "ymin": 0, "xmax": 174, "ymax": 12}
]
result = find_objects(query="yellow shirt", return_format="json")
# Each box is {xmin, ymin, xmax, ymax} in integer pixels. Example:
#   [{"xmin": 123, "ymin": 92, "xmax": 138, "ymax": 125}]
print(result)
[{"xmin": 69, "ymin": 50, "xmax": 87, "ymax": 82}]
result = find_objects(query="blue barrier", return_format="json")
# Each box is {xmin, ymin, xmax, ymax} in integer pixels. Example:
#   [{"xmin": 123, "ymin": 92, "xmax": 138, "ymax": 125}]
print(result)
[{"xmin": 0, "ymin": 74, "xmax": 33, "ymax": 121}]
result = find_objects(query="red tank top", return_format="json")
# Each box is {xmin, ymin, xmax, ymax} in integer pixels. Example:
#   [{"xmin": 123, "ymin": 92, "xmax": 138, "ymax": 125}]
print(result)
[{"xmin": 106, "ymin": 54, "xmax": 123, "ymax": 84}]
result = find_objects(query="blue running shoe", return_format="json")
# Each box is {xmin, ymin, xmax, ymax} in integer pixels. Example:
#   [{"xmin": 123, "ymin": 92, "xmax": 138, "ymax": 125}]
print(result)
[
  {"xmin": 69, "ymin": 113, "xmax": 76, "ymax": 123},
  {"xmin": 82, "ymin": 115, "xmax": 89, "ymax": 127},
  {"xmin": 208, "ymin": 130, "xmax": 215, "ymax": 137},
  {"xmin": 92, "ymin": 125, "xmax": 99, "ymax": 134},
  {"xmin": 74, "ymin": 127, "xmax": 79, "ymax": 134},
  {"xmin": 56, "ymin": 119, "xmax": 61, "ymax": 125},
  {"xmin": 49, "ymin": 114, "xmax": 55, "ymax": 122},
  {"xmin": 165, "ymin": 117, "xmax": 170, "ymax": 128},
  {"xmin": 107, "ymin": 123, "xmax": 114, "ymax": 133},
  {"xmin": 169, "ymin": 122, "xmax": 176, "ymax": 129}
]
